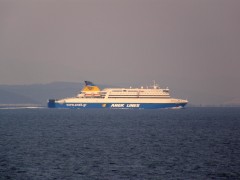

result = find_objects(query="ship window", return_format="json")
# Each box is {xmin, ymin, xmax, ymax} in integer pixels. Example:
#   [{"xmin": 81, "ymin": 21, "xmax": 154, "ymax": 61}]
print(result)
[{"xmin": 112, "ymin": 90, "xmax": 122, "ymax": 92}]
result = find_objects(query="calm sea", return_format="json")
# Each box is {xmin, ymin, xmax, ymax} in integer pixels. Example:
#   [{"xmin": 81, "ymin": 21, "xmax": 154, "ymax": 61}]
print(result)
[{"xmin": 0, "ymin": 107, "xmax": 240, "ymax": 180}]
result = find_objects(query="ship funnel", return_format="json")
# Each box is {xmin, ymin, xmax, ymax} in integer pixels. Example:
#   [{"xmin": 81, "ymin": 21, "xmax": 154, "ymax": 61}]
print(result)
[
  {"xmin": 85, "ymin": 81, "xmax": 95, "ymax": 86},
  {"xmin": 82, "ymin": 81, "xmax": 100, "ymax": 92}
]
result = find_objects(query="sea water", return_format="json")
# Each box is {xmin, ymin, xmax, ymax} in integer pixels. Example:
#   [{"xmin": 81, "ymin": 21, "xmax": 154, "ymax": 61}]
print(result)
[{"xmin": 0, "ymin": 107, "xmax": 240, "ymax": 179}]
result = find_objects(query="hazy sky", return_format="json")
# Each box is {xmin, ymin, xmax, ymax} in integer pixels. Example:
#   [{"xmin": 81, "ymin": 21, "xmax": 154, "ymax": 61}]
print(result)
[{"xmin": 1, "ymin": 0, "xmax": 240, "ymax": 104}]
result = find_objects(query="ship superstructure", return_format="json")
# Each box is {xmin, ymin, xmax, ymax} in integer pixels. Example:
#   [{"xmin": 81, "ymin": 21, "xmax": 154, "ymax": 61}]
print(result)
[{"xmin": 48, "ymin": 81, "xmax": 188, "ymax": 109}]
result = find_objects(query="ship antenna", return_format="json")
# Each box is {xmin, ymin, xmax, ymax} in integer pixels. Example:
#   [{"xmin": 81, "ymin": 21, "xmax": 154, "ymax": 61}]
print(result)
[{"xmin": 153, "ymin": 80, "xmax": 157, "ymax": 89}]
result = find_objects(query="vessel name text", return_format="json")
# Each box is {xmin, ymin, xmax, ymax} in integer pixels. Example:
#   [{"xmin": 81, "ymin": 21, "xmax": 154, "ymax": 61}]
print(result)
[
  {"xmin": 126, "ymin": 104, "xmax": 140, "ymax": 107},
  {"xmin": 111, "ymin": 104, "xmax": 125, "ymax": 108},
  {"xmin": 110, "ymin": 104, "xmax": 140, "ymax": 108},
  {"xmin": 66, "ymin": 103, "xmax": 87, "ymax": 107}
]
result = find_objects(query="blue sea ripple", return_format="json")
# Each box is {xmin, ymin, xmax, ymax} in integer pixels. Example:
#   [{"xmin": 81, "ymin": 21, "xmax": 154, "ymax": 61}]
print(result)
[{"xmin": 0, "ymin": 107, "xmax": 240, "ymax": 179}]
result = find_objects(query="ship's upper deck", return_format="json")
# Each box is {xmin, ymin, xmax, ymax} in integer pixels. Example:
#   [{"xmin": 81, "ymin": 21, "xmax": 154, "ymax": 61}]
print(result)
[{"xmin": 77, "ymin": 81, "xmax": 171, "ymax": 99}]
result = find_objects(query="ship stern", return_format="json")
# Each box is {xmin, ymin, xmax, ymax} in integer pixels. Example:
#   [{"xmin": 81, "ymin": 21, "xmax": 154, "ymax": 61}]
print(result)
[{"xmin": 48, "ymin": 99, "xmax": 56, "ymax": 108}]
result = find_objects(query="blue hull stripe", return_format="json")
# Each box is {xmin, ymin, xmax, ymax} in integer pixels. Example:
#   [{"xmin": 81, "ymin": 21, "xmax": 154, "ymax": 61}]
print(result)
[{"xmin": 48, "ymin": 102, "xmax": 187, "ymax": 109}]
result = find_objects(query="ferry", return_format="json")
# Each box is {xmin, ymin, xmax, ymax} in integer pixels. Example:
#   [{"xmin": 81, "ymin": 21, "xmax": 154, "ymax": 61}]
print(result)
[{"xmin": 48, "ymin": 81, "xmax": 188, "ymax": 109}]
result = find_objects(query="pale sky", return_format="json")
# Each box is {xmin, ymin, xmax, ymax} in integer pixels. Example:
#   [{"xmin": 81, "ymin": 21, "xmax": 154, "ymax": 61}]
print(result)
[{"xmin": 1, "ymin": 0, "xmax": 240, "ymax": 104}]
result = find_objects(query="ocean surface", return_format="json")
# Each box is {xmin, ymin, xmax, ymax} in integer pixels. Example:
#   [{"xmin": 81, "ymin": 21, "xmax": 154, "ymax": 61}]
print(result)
[{"xmin": 0, "ymin": 107, "xmax": 240, "ymax": 180}]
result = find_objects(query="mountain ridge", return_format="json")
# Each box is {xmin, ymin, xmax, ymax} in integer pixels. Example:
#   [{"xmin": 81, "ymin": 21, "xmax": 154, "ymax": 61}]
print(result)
[{"xmin": 0, "ymin": 82, "xmax": 239, "ymax": 106}]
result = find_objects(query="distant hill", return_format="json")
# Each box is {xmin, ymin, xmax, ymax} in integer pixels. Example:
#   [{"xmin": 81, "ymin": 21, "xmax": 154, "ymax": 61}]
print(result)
[
  {"xmin": 0, "ymin": 89, "xmax": 38, "ymax": 104},
  {"xmin": 169, "ymin": 86, "xmax": 236, "ymax": 107},
  {"xmin": 0, "ymin": 82, "xmax": 83, "ymax": 105},
  {"xmin": 0, "ymin": 82, "xmax": 239, "ymax": 107}
]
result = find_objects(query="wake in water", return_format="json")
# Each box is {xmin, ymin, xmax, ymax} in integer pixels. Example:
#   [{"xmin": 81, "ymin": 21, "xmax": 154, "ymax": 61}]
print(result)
[{"xmin": 0, "ymin": 106, "xmax": 46, "ymax": 110}]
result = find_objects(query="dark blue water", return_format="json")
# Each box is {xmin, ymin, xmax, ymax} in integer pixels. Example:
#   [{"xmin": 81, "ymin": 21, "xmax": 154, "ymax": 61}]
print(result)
[{"xmin": 0, "ymin": 108, "xmax": 240, "ymax": 179}]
